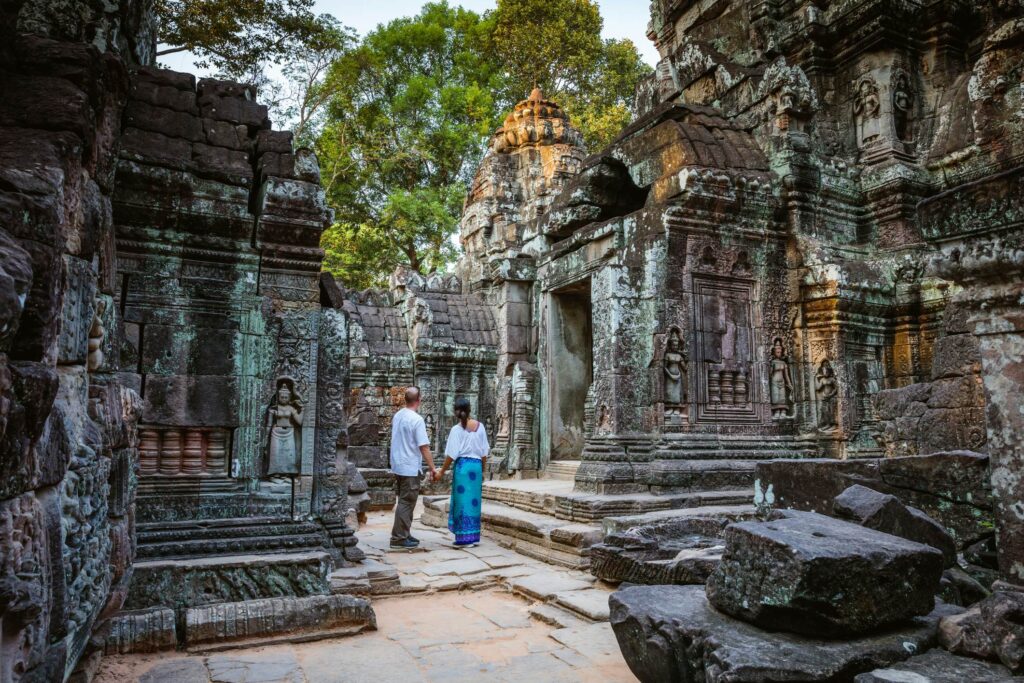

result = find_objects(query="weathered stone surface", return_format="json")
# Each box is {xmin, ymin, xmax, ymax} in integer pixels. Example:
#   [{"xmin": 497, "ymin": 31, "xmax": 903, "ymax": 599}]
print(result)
[
  {"xmin": 138, "ymin": 658, "xmax": 209, "ymax": 683},
  {"xmin": 835, "ymin": 484, "xmax": 958, "ymax": 567},
  {"xmin": 755, "ymin": 453, "xmax": 994, "ymax": 549},
  {"xmin": 185, "ymin": 593, "xmax": 375, "ymax": 649},
  {"xmin": 610, "ymin": 585, "xmax": 962, "ymax": 683},
  {"xmin": 940, "ymin": 566, "xmax": 992, "ymax": 608},
  {"xmin": 125, "ymin": 552, "xmax": 333, "ymax": 612},
  {"xmin": 939, "ymin": 590, "xmax": 1024, "ymax": 673},
  {"xmin": 590, "ymin": 515, "xmax": 733, "ymax": 585},
  {"xmin": 101, "ymin": 607, "xmax": 177, "ymax": 654},
  {"xmin": 854, "ymin": 649, "xmax": 1023, "ymax": 683},
  {"xmin": 706, "ymin": 511, "xmax": 945, "ymax": 637}
]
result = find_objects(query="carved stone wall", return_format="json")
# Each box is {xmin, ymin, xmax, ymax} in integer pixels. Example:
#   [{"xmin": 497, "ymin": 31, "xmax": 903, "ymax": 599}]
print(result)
[
  {"xmin": 320, "ymin": 270, "xmax": 498, "ymax": 504},
  {"xmin": 0, "ymin": 0, "xmax": 150, "ymax": 676},
  {"xmin": 449, "ymin": 0, "xmax": 1023, "ymax": 521}
]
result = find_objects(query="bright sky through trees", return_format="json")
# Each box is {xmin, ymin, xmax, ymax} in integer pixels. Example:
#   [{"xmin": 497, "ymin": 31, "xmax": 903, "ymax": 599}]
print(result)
[{"xmin": 159, "ymin": 0, "xmax": 658, "ymax": 74}]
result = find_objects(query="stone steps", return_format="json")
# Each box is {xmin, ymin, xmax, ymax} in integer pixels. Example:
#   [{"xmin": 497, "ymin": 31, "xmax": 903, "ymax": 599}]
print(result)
[
  {"xmin": 420, "ymin": 496, "xmax": 603, "ymax": 569},
  {"xmin": 543, "ymin": 460, "xmax": 582, "ymax": 481},
  {"xmin": 136, "ymin": 517, "xmax": 327, "ymax": 560},
  {"xmin": 125, "ymin": 551, "xmax": 333, "ymax": 613},
  {"xmin": 481, "ymin": 477, "xmax": 752, "ymax": 523}
]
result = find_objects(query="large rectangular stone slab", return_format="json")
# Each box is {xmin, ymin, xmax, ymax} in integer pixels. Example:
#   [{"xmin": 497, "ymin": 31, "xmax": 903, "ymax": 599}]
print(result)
[
  {"xmin": 509, "ymin": 572, "xmax": 594, "ymax": 600},
  {"xmin": 706, "ymin": 511, "xmax": 944, "ymax": 637}
]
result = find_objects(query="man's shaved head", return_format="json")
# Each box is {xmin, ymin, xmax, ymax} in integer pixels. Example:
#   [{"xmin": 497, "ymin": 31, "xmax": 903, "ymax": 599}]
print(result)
[{"xmin": 405, "ymin": 387, "xmax": 421, "ymax": 406}]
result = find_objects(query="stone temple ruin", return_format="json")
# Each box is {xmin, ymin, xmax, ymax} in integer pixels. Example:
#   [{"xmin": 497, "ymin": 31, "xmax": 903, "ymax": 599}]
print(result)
[{"xmin": 3, "ymin": 0, "xmax": 1024, "ymax": 680}]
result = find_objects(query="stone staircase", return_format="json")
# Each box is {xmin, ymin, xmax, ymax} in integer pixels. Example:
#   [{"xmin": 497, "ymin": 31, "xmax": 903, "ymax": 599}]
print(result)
[
  {"xmin": 135, "ymin": 517, "xmax": 327, "ymax": 560},
  {"xmin": 481, "ymin": 478, "xmax": 752, "ymax": 523},
  {"xmin": 421, "ymin": 477, "xmax": 755, "ymax": 570},
  {"xmin": 543, "ymin": 460, "xmax": 582, "ymax": 481}
]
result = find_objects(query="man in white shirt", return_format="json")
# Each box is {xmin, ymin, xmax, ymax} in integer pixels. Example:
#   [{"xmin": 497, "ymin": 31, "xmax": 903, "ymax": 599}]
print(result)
[{"xmin": 389, "ymin": 387, "xmax": 437, "ymax": 549}]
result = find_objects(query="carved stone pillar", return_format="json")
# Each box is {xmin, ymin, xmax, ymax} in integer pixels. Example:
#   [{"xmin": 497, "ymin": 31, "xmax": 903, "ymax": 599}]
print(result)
[
  {"xmin": 925, "ymin": 166, "xmax": 1024, "ymax": 585},
  {"xmin": 312, "ymin": 309, "xmax": 360, "ymax": 561}
]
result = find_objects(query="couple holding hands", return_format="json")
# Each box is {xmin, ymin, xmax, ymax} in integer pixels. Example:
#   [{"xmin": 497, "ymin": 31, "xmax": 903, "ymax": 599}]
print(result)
[{"xmin": 388, "ymin": 388, "xmax": 488, "ymax": 549}]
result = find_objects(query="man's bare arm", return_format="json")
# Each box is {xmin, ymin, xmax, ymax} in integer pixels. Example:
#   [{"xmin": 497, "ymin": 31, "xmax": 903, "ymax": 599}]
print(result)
[{"xmin": 420, "ymin": 445, "xmax": 436, "ymax": 477}]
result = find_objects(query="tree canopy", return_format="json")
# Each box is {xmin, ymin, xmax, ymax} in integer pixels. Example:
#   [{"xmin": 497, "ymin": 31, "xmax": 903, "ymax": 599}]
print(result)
[
  {"xmin": 491, "ymin": 0, "xmax": 651, "ymax": 150},
  {"xmin": 314, "ymin": 3, "xmax": 500, "ymax": 290},
  {"xmin": 155, "ymin": 0, "xmax": 340, "ymax": 82},
  {"xmin": 313, "ymin": 0, "xmax": 651, "ymax": 289}
]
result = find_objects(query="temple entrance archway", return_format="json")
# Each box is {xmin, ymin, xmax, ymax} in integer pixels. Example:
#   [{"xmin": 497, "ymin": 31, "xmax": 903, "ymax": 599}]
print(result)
[{"xmin": 547, "ymin": 281, "xmax": 593, "ymax": 461}]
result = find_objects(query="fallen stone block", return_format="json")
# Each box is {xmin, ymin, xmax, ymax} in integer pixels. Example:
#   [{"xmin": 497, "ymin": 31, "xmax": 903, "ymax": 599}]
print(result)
[
  {"xmin": 610, "ymin": 584, "xmax": 962, "ymax": 683},
  {"xmin": 939, "ymin": 590, "xmax": 1024, "ymax": 673},
  {"xmin": 706, "ymin": 510, "xmax": 944, "ymax": 637},
  {"xmin": 854, "ymin": 648, "xmax": 1022, "ymax": 682},
  {"xmin": 755, "ymin": 452, "xmax": 993, "ymax": 548},
  {"xmin": 835, "ymin": 484, "xmax": 958, "ymax": 567},
  {"xmin": 101, "ymin": 607, "xmax": 176, "ymax": 654},
  {"xmin": 185, "ymin": 593, "xmax": 375, "ymax": 651},
  {"xmin": 590, "ymin": 514, "xmax": 736, "ymax": 585}
]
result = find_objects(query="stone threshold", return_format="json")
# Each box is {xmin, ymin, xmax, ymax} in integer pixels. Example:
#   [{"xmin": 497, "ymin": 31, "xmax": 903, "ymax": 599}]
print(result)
[{"xmin": 421, "ymin": 495, "xmax": 601, "ymax": 569}]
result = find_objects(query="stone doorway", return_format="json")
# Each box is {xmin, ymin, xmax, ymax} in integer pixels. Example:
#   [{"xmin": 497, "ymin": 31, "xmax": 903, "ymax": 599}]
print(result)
[{"xmin": 548, "ymin": 281, "xmax": 593, "ymax": 462}]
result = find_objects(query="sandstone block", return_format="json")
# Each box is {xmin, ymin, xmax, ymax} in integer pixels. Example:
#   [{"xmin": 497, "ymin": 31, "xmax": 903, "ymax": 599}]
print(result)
[
  {"xmin": 0, "ymin": 228, "xmax": 34, "ymax": 351},
  {"xmin": 610, "ymin": 584, "xmax": 962, "ymax": 683},
  {"xmin": 203, "ymin": 118, "xmax": 250, "ymax": 150},
  {"xmin": 134, "ymin": 66, "xmax": 196, "ymax": 91},
  {"xmin": 196, "ymin": 78, "xmax": 257, "ymax": 101},
  {"xmin": 102, "ymin": 607, "xmax": 176, "ymax": 654},
  {"xmin": 130, "ymin": 80, "xmax": 198, "ymax": 114},
  {"xmin": 141, "ymin": 375, "xmax": 240, "ymax": 426},
  {"xmin": 191, "ymin": 142, "xmax": 253, "ymax": 185},
  {"xmin": 854, "ymin": 649, "xmax": 1022, "ymax": 682},
  {"xmin": 124, "ymin": 100, "xmax": 204, "ymax": 142},
  {"xmin": 256, "ymin": 129, "xmax": 294, "ymax": 154},
  {"xmin": 939, "ymin": 590, "xmax": 1024, "ymax": 673},
  {"xmin": 706, "ymin": 511, "xmax": 944, "ymax": 637},
  {"xmin": 931, "ymin": 333, "xmax": 981, "ymax": 379},
  {"xmin": 0, "ymin": 75, "xmax": 93, "ymax": 141},
  {"xmin": 755, "ymin": 453, "xmax": 994, "ymax": 549},
  {"xmin": 12, "ymin": 239, "xmax": 61, "ymax": 363},
  {"xmin": 119, "ymin": 127, "xmax": 192, "ymax": 170},
  {"xmin": 835, "ymin": 484, "xmax": 958, "ymax": 567},
  {"xmin": 198, "ymin": 94, "xmax": 269, "ymax": 128},
  {"xmin": 185, "ymin": 593, "xmax": 375, "ymax": 649}
]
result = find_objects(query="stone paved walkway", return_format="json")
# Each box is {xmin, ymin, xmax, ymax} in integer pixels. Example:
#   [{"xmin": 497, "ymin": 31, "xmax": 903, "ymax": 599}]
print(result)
[{"xmin": 94, "ymin": 506, "xmax": 637, "ymax": 682}]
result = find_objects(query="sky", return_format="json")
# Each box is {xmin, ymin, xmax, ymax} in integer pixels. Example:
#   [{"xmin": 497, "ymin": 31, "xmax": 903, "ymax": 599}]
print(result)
[{"xmin": 160, "ymin": 0, "xmax": 658, "ymax": 76}]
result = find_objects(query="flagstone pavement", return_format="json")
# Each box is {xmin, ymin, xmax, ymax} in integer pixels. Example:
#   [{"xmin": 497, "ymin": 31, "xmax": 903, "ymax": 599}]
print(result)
[{"xmin": 94, "ymin": 504, "xmax": 638, "ymax": 682}]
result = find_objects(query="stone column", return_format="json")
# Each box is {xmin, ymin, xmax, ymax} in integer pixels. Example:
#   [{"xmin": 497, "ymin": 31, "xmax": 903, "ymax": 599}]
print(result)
[{"xmin": 312, "ymin": 308, "xmax": 360, "ymax": 561}]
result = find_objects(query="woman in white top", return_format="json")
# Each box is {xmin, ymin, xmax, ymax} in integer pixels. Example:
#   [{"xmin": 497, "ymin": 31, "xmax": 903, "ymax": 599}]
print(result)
[{"xmin": 436, "ymin": 398, "xmax": 488, "ymax": 547}]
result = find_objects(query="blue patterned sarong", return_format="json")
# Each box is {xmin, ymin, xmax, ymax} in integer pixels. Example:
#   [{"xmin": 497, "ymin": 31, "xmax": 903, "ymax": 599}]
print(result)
[{"xmin": 448, "ymin": 457, "xmax": 482, "ymax": 545}]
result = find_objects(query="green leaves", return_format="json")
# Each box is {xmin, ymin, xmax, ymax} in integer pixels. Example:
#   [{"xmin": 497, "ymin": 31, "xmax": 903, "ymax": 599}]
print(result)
[
  {"xmin": 316, "ymin": 3, "xmax": 496, "ymax": 290},
  {"xmin": 155, "ymin": 0, "xmax": 339, "ymax": 83},
  {"xmin": 316, "ymin": 0, "xmax": 652, "ymax": 289},
  {"xmin": 492, "ymin": 0, "xmax": 652, "ymax": 150}
]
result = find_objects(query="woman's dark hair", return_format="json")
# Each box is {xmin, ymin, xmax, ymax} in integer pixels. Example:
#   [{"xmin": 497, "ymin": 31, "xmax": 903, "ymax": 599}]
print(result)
[{"xmin": 454, "ymin": 397, "xmax": 471, "ymax": 427}]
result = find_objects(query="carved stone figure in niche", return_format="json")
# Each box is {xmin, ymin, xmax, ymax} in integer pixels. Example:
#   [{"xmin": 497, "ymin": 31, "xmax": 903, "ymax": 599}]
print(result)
[
  {"xmin": 892, "ymin": 71, "xmax": 913, "ymax": 142},
  {"xmin": 853, "ymin": 76, "xmax": 882, "ymax": 148},
  {"xmin": 597, "ymin": 404, "xmax": 612, "ymax": 434},
  {"xmin": 663, "ymin": 328, "xmax": 688, "ymax": 416},
  {"xmin": 425, "ymin": 413, "xmax": 435, "ymax": 444},
  {"xmin": 267, "ymin": 377, "xmax": 303, "ymax": 475},
  {"xmin": 815, "ymin": 359, "xmax": 838, "ymax": 430},
  {"xmin": 769, "ymin": 338, "xmax": 794, "ymax": 419}
]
